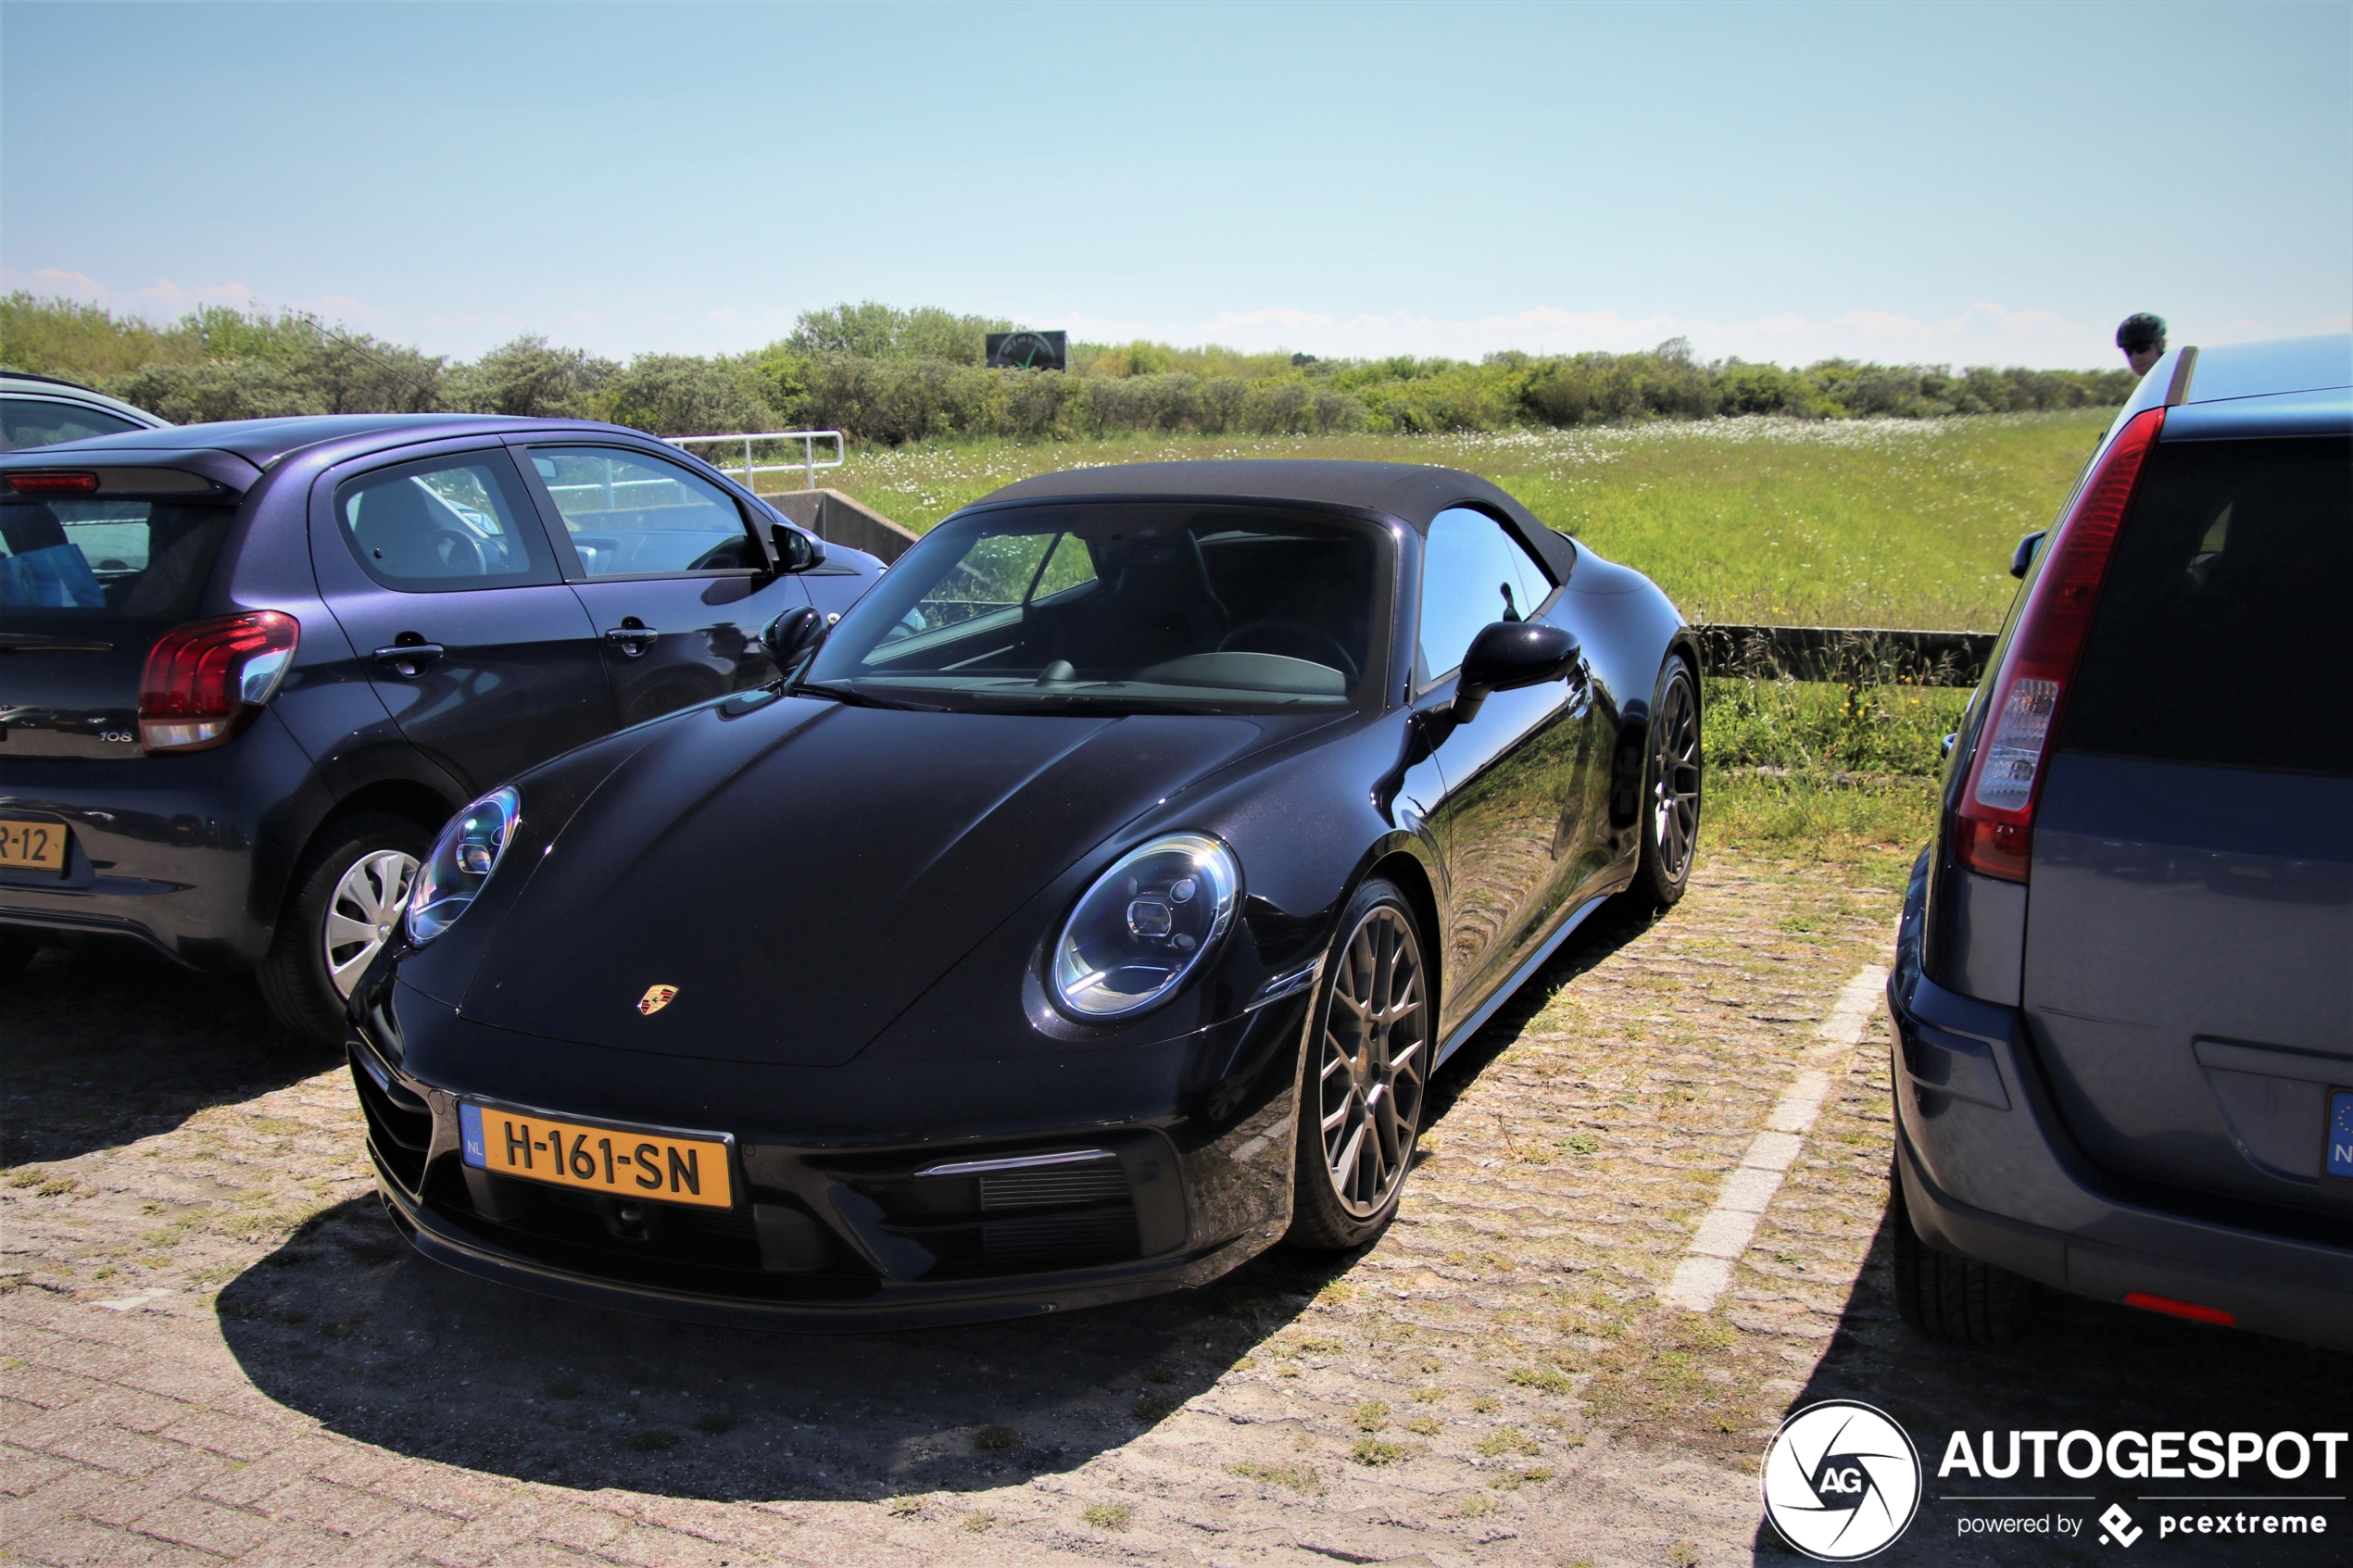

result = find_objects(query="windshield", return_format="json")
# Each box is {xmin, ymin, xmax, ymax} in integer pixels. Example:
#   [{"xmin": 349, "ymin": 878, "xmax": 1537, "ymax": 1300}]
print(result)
[{"xmin": 804, "ymin": 502, "xmax": 1386, "ymax": 714}]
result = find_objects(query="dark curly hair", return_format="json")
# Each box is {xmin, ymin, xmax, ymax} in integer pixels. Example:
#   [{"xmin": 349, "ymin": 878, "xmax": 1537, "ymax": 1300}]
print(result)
[{"xmin": 2116, "ymin": 313, "xmax": 2167, "ymax": 354}]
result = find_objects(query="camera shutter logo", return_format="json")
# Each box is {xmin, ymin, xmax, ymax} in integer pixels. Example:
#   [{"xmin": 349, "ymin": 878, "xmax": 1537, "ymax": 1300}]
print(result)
[{"xmin": 1761, "ymin": 1399, "xmax": 1922, "ymax": 1560}]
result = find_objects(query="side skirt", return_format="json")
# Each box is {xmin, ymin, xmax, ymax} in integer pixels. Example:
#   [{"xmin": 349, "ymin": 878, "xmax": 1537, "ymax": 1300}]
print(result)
[{"xmin": 1433, "ymin": 894, "xmax": 1611, "ymax": 1069}]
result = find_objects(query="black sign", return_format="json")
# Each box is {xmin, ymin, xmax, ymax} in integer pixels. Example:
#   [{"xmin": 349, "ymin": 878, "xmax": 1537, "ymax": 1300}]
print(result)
[{"xmin": 986, "ymin": 331, "xmax": 1067, "ymax": 372}]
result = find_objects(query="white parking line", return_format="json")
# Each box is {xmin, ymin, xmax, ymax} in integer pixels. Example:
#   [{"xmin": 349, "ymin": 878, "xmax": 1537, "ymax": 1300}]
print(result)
[{"xmin": 1661, "ymin": 963, "xmax": 1889, "ymax": 1312}]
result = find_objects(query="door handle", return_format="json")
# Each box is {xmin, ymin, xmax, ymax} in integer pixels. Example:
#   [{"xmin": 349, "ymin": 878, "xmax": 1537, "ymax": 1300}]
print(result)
[
  {"xmin": 604, "ymin": 622, "xmax": 660, "ymax": 657},
  {"xmin": 371, "ymin": 642, "xmax": 445, "ymax": 677}
]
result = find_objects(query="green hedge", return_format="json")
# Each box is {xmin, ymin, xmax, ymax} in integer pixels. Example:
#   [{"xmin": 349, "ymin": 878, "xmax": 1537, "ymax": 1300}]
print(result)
[{"xmin": 3, "ymin": 294, "xmax": 2136, "ymax": 445}]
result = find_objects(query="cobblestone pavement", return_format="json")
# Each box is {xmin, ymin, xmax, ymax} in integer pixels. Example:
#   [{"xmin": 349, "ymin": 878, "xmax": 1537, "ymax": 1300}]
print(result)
[{"xmin": 5, "ymin": 851, "xmax": 2345, "ymax": 1568}]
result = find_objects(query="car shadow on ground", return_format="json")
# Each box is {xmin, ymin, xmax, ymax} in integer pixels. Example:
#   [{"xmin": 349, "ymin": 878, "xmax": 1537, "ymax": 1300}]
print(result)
[
  {"xmin": 210, "ymin": 895, "xmax": 1667, "ymax": 1504},
  {"xmin": 218, "ymin": 1197, "xmax": 1353, "ymax": 1503},
  {"xmin": 1423, "ymin": 891, "xmax": 1662, "ymax": 1125},
  {"xmin": 2, "ymin": 935, "xmax": 333, "ymax": 1165},
  {"xmin": 1754, "ymin": 1209, "xmax": 2353, "ymax": 1564}
]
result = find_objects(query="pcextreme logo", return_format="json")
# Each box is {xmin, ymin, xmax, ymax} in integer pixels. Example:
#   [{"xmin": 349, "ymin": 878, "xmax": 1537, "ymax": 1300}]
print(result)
[{"xmin": 1761, "ymin": 1399, "xmax": 1924, "ymax": 1561}]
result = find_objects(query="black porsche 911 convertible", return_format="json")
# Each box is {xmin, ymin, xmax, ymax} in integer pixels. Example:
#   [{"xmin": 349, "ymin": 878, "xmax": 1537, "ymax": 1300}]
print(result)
[{"xmin": 348, "ymin": 460, "xmax": 1702, "ymax": 1328}]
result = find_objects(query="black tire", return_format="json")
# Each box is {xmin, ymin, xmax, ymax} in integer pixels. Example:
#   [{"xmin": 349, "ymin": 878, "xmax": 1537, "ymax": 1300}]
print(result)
[
  {"xmin": 1631, "ymin": 655, "xmax": 1701, "ymax": 909},
  {"xmin": 0, "ymin": 927, "xmax": 42, "ymax": 982},
  {"xmin": 1889, "ymin": 1162, "xmax": 2034, "ymax": 1343},
  {"xmin": 258, "ymin": 812, "xmax": 431, "ymax": 1047},
  {"xmin": 1285, "ymin": 877, "xmax": 1433, "ymax": 1251}
]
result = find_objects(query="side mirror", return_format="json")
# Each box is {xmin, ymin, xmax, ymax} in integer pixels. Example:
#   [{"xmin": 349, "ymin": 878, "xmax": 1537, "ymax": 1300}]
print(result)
[
  {"xmin": 771, "ymin": 522, "xmax": 826, "ymax": 573},
  {"xmin": 761, "ymin": 606, "xmax": 826, "ymax": 671},
  {"xmin": 2009, "ymin": 530, "xmax": 2046, "ymax": 580},
  {"xmin": 1453, "ymin": 621, "xmax": 1580, "ymax": 723}
]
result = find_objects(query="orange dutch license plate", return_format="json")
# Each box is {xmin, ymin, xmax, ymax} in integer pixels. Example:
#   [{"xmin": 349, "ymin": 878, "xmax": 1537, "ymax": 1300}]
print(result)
[
  {"xmin": 459, "ymin": 1104, "xmax": 733, "ymax": 1209},
  {"xmin": 0, "ymin": 817, "xmax": 69, "ymax": 874}
]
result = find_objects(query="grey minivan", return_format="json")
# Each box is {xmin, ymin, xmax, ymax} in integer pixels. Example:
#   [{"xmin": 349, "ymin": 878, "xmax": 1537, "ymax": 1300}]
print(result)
[{"xmin": 1888, "ymin": 333, "xmax": 2351, "ymax": 1351}]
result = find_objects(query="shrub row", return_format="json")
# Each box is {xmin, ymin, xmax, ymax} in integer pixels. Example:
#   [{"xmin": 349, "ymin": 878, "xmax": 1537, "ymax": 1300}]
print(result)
[{"xmin": 4, "ymin": 294, "xmax": 2135, "ymax": 445}]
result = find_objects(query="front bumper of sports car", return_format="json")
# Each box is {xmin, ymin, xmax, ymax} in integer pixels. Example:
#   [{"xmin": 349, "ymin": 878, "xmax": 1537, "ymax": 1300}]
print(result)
[{"xmin": 349, "ymin": 977, "xmax": 1313, "ymax": 1330}]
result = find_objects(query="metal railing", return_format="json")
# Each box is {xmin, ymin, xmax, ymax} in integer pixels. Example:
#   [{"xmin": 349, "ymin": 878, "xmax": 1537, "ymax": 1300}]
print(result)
[{"xmin": 664, "ymin": 430, "xmax": 845, "ymax": 492}]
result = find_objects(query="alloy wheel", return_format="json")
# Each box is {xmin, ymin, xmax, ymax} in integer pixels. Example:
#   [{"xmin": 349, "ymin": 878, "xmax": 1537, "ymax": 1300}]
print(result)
[
  {"xmin": 1315, "ymin": 904, "xmax": 1429, "ymax": 1218},
  {"xmin": 1650, "ymin": 671, "xmax": 1701, "ymax": 882},
  {"xmin": 323, "ymin": 849, "xmax": 419, "ymax": 997}
]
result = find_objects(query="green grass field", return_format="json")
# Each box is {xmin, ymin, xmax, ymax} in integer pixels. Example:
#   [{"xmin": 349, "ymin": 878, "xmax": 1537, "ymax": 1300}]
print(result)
[
  {"xmin": 789, "ymin": 411, "xmax": 2098, "ymax": 864},
  {"xmin": 802, "ymin": 408, "xmax": 2110, "ymax": 633}
]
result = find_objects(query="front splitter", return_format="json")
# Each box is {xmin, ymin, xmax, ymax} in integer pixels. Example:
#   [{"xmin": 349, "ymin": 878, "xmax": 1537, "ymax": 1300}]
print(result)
[{"xmin": 371, "ymin": 1152, "xmax": 1276, "ymax": 1334}]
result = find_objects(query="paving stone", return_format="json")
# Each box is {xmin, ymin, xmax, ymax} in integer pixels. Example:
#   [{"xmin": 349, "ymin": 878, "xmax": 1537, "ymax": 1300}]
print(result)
[
  {"xmin": 0, "ymin": 1362, "xmax": 105, "ymax": 1413},
  {"xmin": 4, "ymin": 1507, "xmax": 177, "ymax": 1566},
  {"xmin": 157, "ymin": 1409, "xmax": 301, "ymax": 1463},
  {"xmin": 253, "ymin": 1474, "xmax": 419, "ymax": 1538},
  {"xmin": 129, "ymin": 1492, "xmax": 278, "ymax": 1557},
  {"xmin": 0, "ymin": 1442, "xmax": 77, "ymax": 1499},
  {"xmin": 24, "ymin": 1457, "xmax": 192, "ymax": 1528},
  {"xmin": 360, "ymin": 1461, "xmax": 521, "ymax": 1521},
  {"xmin": 21, "ymin": 1419, "xmax": 188, "ymax": 1479},
  {"xmin": 15, "ymin": 847, "xmax": 2339, "ymax": 1566},
  {"xmin": 221, "ymin": 1523, "xmax": 370, "ymax": 1568},
  {"xmin": 511, "ymin": 1496, "xmax": 636, "ymax": 1553},
  {"xmin": 320, "ymin": 1505, "xmax": 471, "ymax": 1565},
  {"xmin": 416, "ymin": 1499, "xmax": 564, "ymax": 1568},
  {"xmin": 58, "ymin": 1382, "xmax": 202, "ymax": 1437},
  {"xmin": 585, "ymin": 1524, "xmax": 745, "ymax": 1568}
]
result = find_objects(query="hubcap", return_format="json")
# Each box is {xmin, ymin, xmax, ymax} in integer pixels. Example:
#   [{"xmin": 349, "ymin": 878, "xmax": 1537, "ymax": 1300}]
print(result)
[
  {"xmin": 1315, "ymin": 905, "xmax": 1429, "ymax": 1218},
  {"xmin": 1650, "ymin": 671, "xmax": 1701, "ymax": 881},
  {"xmin": 323, "ymin": 849, "xmax": 419, "ymax": 997}
]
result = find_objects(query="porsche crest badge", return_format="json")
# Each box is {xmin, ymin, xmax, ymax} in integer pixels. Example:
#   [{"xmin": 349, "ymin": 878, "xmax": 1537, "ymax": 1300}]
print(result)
[{"xmin": 636, "ymin": 985, "xmax": 679, "ymax": 1016}]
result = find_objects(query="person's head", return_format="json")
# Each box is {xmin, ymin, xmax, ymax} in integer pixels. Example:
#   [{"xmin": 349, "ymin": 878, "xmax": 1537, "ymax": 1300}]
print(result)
[{"xmin": 2118, "ymin": 313, "xmax": 2167, "ymax": 377}]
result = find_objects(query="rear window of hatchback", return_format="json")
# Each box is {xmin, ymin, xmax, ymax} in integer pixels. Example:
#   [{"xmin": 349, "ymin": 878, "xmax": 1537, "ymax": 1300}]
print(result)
[{"xmin": 2059, "ymin": 434, "xmax": 2352, "ymax": 776}]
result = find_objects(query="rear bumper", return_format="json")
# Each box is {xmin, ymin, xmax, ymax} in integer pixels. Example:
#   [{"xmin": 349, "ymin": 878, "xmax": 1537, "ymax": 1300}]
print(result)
[
  {"xmin": 1890, "ymin": 852, "xmax": 2353, "ymax": 1354},
  {"xmin": 0, "ymin": 713, "xmax": 321, "ymax": 969}
]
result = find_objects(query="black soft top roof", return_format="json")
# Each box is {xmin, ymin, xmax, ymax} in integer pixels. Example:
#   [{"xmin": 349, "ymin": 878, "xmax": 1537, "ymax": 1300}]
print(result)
[{"xmin": 976, "ymin": 459, "xmax": 1576, "ymax": 578}]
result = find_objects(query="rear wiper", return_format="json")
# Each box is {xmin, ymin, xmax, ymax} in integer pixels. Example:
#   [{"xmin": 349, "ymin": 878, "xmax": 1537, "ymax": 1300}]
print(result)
[
  {"xmin": 0, "ymin": 632, "xmax": 114, "ymax": 653},
  {"xmin": 793, "ymin": 681, "xmax": 948, "ymax": 712}
]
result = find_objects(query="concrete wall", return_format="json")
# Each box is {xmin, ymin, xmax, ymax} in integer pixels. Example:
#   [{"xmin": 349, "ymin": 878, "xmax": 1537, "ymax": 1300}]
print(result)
[{"xmin": 764, "ymin": 488, "xmax": 920, "ymax": 565}]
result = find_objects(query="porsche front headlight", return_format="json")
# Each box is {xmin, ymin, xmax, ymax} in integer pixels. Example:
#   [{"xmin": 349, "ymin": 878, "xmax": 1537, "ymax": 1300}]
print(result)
[
  {"xmin": 405, "ymin": 786, "xmax": 521, "ymax": 944},
  {"xmin": 1051, "ymin": 832, "xmax": 1239, "ymax": 1019}
]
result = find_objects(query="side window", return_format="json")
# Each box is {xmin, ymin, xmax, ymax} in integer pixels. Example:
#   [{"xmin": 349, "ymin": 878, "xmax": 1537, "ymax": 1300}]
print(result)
[
  {"xmin": 336, "ymin": 454, "xmax": 559, "ymax": 592},
  {"xmin": 1417, "ymin": 508, "xmax": 1554, "ymax": 682},
  {"xmin": 1033, "ymin": 530, "xmax": 1100, "ymax": 600},
  {"xmin": 526, "ymin": 447, "xmax": 758, "ymax": 577},
  {"xmin": 2, "ymin": 396, "xmax": 144, "ymax": 453},
  {"xmin": 881, "ymin": 529, "xmax": 1075, "ymax": 646}
]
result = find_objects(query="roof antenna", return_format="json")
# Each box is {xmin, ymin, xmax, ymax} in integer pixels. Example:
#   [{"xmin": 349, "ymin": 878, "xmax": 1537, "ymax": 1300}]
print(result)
[{"xmin": 226, "ymin": 295, "xmax": 451, "ymax": 413}]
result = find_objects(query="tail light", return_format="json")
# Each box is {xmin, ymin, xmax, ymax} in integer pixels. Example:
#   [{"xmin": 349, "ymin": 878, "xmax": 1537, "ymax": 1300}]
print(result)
[
  {"xmin": 1953, "ymin": 407, "xmax": 2164, "ymax": 880},
  {"xmin": 139, "ymin": 611, "xmax": 300, "ymax": 753},
  {"xmin": 7, "ymin": 471, "xmax": 101, "ymax": 495},
  {"xmin": 2123, "ymin": 1291, "xmax": 2235, "ymax": 1327}
]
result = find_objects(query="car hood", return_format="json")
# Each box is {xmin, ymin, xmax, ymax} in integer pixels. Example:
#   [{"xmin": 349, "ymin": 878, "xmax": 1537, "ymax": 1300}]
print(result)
[{"xmin": 461, "ymin": 696, "xmax": 1276, "ymax": 1066}]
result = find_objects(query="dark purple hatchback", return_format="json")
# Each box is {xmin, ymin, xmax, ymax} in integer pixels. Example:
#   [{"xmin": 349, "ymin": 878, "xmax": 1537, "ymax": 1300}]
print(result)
[{"xmin": 0, "ymin": 414, "xmax": 879, "ymax": 1041}]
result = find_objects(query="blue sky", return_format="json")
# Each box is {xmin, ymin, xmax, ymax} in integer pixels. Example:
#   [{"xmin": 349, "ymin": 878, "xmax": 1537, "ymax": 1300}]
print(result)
[{"xmin": 4, "ymin": 1, "xmax": 2347, "ymax": 367}]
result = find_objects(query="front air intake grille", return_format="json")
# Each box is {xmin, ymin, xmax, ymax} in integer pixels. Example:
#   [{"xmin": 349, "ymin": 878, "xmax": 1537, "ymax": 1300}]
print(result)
[
  {"xmin": 983, "ymin": 1208, "xmax": 1139, "ymax": 1264},
  {"xmin": 350, "ymin": 1058, "xmax": 430, "ymax": 1193},
  {"xmin": 979, "ymin": 1163, "xmax": 1130, "ymax": 1210}
]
